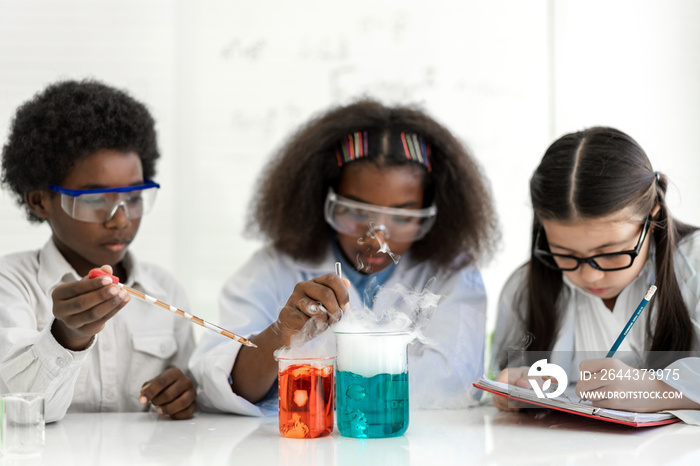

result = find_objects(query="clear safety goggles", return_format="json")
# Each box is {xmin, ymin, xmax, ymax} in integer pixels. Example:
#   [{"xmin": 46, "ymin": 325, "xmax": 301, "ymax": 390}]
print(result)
[
  {"xmin": 48, "ymin": 179, "xmax": 160, "ymax": 223},
  {"xmin": 324, "ymin": 188, "xmax": 437, "ymax": 243}
]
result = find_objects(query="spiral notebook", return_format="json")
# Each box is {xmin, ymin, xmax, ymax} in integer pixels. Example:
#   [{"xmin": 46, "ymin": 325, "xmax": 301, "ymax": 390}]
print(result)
[{"xmin": 474, "ymin": 377, "xmax": 680, "ymax": 427}]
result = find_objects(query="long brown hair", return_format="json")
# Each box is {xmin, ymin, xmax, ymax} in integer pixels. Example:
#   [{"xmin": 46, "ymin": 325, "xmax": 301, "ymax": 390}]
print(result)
[
  {"xmin": 248, "ymin": 99, "xmax": 499, "ymax": 268},
  {"xmin": 519, "ymin": 127, "xmax": 697, "ymax": 366}
]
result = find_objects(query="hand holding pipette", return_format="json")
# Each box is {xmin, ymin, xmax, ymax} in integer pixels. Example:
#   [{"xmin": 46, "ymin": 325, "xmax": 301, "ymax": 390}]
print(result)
[
  {"xmin": 88, "ymin": 269, "xmax": 257, "ymax": 347},
  {"xmin": 50, "ymin": 265, "xmax": 131, "ymax": 351}
]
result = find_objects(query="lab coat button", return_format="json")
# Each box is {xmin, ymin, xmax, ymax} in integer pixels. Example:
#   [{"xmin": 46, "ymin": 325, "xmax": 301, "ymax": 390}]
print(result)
[{"xmin": 56, "ymin": 357, "xmax": 68, "ymax": 368}]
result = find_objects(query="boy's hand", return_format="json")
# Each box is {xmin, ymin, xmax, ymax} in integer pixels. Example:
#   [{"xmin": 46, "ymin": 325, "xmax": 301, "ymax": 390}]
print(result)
[
  {"xmin": 272, "ymin": 274, "xmax": 351, "ymax": 346},
  {"xmin": 140, "ymin": 367, "xmax": 197, "ymax": 420},
  {"xmin": 51, "ymin": 265, "xmax": 130, "ymax": 351}
]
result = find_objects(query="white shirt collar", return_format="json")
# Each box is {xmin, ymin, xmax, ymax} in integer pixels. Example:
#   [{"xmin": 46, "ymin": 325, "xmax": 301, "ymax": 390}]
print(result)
[{"xmin": 37, "ymin": 240, "xmax": 81, "ymax": 293}]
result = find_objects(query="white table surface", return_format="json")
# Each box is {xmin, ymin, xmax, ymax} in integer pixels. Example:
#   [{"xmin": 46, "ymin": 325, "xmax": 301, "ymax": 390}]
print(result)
[{"xmin": 3, "ymin": 404, "xmax": 699, "ymax": 466}]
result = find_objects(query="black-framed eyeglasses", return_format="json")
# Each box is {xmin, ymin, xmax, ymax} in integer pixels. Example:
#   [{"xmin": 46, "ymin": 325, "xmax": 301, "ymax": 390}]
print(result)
[{"xmin": 533, "ymin": 214, "xmax": 652, "ymax": 272}]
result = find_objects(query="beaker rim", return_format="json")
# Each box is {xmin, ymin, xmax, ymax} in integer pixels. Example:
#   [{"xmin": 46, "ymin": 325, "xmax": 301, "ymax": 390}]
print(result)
[{"xmin": 274, "ymin": 355, "xmax": 337, "ymax": 361}]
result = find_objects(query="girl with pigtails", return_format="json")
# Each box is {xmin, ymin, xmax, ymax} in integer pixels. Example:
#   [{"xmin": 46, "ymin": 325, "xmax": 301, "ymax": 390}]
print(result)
[
  {"xmin": 190, "ymin": 99, "xmax": 498, "ymax": 416},
  {"xmin": 492, "ymin": 127, "xmax": 700, "ymax": 423}
]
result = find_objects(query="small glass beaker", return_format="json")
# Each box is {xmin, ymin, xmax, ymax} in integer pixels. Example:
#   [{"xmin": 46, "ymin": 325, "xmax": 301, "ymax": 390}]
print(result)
[
  {"xmin": 334, "ymin": 331, "xmax": 413, "ymax": 438},
  {"xmin": 0, "ymin": 392, "xmax": 45, "ymax": 456},
  {"xmin": 277, "ymin": 356, "xmax": 335, "ymax": 439}
]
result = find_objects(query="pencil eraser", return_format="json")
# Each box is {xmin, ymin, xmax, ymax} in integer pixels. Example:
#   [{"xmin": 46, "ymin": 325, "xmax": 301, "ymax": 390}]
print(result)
[{"xmin": 88, "ymin": 269, "xmax": 120, "ymax": 284}]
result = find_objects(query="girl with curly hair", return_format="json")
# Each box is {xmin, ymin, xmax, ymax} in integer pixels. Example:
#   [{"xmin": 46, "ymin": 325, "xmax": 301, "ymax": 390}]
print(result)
[{"xmin": 191, "ymin": 99, "xmax": 498, "ymax": 415}]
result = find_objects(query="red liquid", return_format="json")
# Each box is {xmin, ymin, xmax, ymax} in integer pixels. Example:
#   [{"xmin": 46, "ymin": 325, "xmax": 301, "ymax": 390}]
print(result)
[{"xmin": 278, "ymin": 363, "xmax": 334, "ymax": 438}]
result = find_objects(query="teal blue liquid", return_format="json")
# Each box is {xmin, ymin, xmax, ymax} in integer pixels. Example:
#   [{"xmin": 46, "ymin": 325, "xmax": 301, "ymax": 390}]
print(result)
[{"xmin": 336, "ymin": 370, "xmax": 409, "ymax": 438}]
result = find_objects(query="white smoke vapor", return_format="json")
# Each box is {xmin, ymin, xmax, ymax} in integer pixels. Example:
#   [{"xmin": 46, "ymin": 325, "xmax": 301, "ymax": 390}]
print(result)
[
  {"xmin": 332, "ymin": 281, "xmax": 440, "ymax": 379},
  {"xmin": 354, "ymin": 250, "xmax": 366, "ymax": 273},
  {"xmin": 274, "ymin": 319, "xmax": 337, "ymax": 360},
  {"xmin": 355, "ymin": 220, "xmax": 402, "ymax": 273},
  {"xmin": 333, "ymin": 279, "xmax": 440, "ymax": 342},
  {"xmin": 273, "ymin": 280, "xmax": 441, "ymax": 360}
]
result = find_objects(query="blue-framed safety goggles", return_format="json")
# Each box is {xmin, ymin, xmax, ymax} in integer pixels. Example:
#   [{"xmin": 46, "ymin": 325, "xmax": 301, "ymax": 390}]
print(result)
[{"xmin": 48, "ymin": 179, "xmax": 160, "ymax": 223}]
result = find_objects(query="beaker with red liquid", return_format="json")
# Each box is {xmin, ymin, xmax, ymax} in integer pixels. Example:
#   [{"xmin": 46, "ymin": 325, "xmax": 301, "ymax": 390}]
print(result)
[{"xmin": 277, "ymin": 356, "xmax": 335, "ymax": 439}]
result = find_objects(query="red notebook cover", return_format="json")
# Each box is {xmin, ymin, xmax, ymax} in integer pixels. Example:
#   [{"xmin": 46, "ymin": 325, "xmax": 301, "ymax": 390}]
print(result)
[{"xmin": 474, "ymin": 381, "xmax": 680, "ymax": 428}]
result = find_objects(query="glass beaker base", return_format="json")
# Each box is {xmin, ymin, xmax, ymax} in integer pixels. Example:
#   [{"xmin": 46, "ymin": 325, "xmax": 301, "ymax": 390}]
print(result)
[{"xmin": 336, "ymin": 370, "xmax": 409, "ymax": 438}]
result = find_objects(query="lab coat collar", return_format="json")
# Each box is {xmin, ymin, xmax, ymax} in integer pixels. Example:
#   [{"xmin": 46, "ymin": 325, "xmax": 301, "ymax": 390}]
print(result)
[{"xmin": 37, "ymin": 239, "xmax": 81, "ymax": 293}]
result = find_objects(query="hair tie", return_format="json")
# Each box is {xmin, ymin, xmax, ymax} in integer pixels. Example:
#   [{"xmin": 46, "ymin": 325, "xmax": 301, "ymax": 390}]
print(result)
[{"xmin": 654, "ymin": 171, "xmax": 660, "ymax": 183}]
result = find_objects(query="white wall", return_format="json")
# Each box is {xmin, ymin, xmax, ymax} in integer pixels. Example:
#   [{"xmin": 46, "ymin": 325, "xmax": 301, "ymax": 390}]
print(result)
[{"xmin": 1, "ymin": 0, "xmax": 699, "ymax": 341}]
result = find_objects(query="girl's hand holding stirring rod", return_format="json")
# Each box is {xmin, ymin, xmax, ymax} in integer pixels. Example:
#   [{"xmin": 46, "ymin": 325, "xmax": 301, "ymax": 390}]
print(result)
[
  {"xmin": 271, "ymin": 271, "xmax": 351, "ymax": 346},
  {"xmin": 232, "ymin": 263, "xmax": 349, "ymax": 403}
]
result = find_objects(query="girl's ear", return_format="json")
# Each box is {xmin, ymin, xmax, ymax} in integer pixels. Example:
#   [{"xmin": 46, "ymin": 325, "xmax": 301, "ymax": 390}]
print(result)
[
  {"xmin": 651, "ymin": 203, "xmax": 661, "ymax": 220},
  {"xmin": 25, "ymin": 190, "xmax": 53, "ymax": 219}
]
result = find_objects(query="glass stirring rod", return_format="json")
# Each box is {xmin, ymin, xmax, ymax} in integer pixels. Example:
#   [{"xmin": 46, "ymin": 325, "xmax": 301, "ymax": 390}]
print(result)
[{"xmin": 88, "ymin": 269, "xmax": 257, "ymax": 347}]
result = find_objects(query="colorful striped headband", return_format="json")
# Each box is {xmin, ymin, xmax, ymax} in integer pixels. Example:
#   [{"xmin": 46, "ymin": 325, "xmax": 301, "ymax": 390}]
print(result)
[
  {"xmin": 336, "ymin": 131, "xmax": 369, "ymax": 166},
  {"xmin": 401, "ymin": 132, "xmax": 432, "ymax": 172},
  {"xmin": 335, "ymin": 131, "xmax": 432, "ymax": 172}
]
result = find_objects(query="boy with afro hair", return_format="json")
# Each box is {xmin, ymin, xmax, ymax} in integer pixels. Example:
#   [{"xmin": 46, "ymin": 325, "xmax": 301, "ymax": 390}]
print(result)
[{"xmin": 0, "ymin": 80, "xmax": 196, "ymax": 422}]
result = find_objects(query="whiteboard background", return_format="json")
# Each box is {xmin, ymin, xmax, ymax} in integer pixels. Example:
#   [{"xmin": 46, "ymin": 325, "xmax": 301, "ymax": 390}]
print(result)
[{"xmin": 2, "ymin": 0, "xmax": 699, "ymax": 342}]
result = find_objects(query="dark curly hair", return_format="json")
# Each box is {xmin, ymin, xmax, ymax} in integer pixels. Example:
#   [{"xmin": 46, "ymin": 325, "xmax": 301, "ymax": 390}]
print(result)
[
  {"xmin": 1, "ymin": 79, "xmax": 160, "ymax": 223},
  {"xmin": 248, "ymin": 99, "xmax": 499, "ymax": 269}
]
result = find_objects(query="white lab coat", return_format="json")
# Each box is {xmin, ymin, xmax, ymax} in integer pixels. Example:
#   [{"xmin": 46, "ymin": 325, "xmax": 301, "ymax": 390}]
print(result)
[
  {"xmin": 493, "ymin": 231, "xmax": 700, "ymax": 424},
  {"xmin": 0, "ymin": 241, "xmax": 195, "ymax": 422},
  {"xmin": 190, "ymin": 244, "xmax": 487, "ymax": 415}
]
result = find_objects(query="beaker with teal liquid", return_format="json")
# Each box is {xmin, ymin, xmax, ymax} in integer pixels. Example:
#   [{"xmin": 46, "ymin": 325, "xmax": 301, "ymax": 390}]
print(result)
[{"xmin": 334, "ymin": 330, "xmax": 414, "ymax": 438}]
